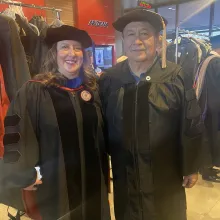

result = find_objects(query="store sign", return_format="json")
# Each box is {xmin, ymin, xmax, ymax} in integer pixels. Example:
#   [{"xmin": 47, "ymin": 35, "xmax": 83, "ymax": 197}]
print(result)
[
  {"xmin": 138, "ymin": 1, "xmax": 152, "ymax": 9},
  {"xmin": 88, "ymin": 20, "xmax": 108, "ymax": 28}
]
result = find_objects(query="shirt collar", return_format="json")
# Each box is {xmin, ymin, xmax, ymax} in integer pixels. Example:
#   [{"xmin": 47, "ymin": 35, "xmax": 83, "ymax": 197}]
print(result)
[
  {"xmin": 66, "ymin": 77, "xmax": 82, "ymax": 89},
  {"xmin": 129, "ymin": 56, "xmax": 158, "ymax": 82}
]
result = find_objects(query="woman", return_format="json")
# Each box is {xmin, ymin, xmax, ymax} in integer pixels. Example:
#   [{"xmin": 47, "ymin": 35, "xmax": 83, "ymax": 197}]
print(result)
[{"xmin": 0, "ymin": 25, "xmax": 110, "ymax": 220}]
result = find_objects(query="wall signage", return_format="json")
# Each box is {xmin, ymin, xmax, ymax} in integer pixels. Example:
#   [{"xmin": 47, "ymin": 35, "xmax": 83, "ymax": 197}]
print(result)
[
  {"xmin": 138, "ymin": 1, "xmax": 152, "ymax": 9},
  {"xmin": 88, "ymin": 20, "xmax": 108, "ymax": 28}
]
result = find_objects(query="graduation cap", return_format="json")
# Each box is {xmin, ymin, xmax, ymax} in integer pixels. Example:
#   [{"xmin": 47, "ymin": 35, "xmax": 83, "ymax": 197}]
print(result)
[
  {"xmin": 113, "ymin": 9, "xmax": 167, "ymax": 68},
  {"xmin": 45, "ymin": 25, "xmax": 93, "ymax": 49},
  {"xmin": 210, "ymin": 35, "xmax": 220, "ymax": 49}
]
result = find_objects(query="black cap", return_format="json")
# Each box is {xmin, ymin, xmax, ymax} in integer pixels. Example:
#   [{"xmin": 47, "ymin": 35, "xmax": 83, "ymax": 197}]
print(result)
[
  {"xmin": 45, "ymin": 25, "xmax": 93, "ymax": 49},
  {"xmin": 210, "ymin": 35, "xmax": 220, "ymax": 49},
  {"xmin": 113, "ymin": 9, "xmax": 165, "ymax": 33}
]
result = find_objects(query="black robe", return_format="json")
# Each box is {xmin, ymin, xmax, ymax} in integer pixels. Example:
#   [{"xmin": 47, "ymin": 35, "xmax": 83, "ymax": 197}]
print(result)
[
  {"xmin": 200, "ymin": 56, "xmax": 220, "ymax": 167},
  {"xmin": 0, "ymin": 81, "xmax": 110, "ymax": 220},
  {"xmin": 99, "ymin": 58, "xmax": 203, "ymax": 220}
]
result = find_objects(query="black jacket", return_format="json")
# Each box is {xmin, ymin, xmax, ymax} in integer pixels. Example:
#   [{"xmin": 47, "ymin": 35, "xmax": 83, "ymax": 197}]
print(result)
[
  {"xmin": 0, "ymin": 15, "xmax": 30, "ymax": 101},
  {"xmin": 0, "ymin": 81, "xmax": 110, "ymax": 220},
  {"xmin": 29, "ymin": 16, "xmax": 49, "ymax": 37},
  {"xmin": 99, "ymin": 58, "xmax": 203, "ymax": 220},
  {"xmin": 16, "ymin": 14, "xmax": 48, "ymax": 77}
]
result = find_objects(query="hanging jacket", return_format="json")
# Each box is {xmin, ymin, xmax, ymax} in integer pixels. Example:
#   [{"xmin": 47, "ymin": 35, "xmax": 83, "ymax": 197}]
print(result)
[
  {"xmin": 194, "ymin": 54, "xmax": 220, "ymax": 104},
  {"xmin": 99, "ymin": 58, "xmax": 204, "ymax": 220},
  {"xmin": 167, "ymin": 37, "xmax": 211, "ymax": 90},
  {"xmin": 167, "ymin": 37, "xmax": 201, "ymax": 89},
  {"xmin": 0, "ymin": 66, "xmax": 10, "ymax": 158},
  {"xmin": 196, "ymin": 54, "xmax": 220, "ymax": 167},
  {"xmin": 29, "ymin": 16, "xmax": 49, "ymax": 37},
  {"xmin": 16, "ymin": 14, "xmax": 48, "ymax": 77},
  {"xmin": 0, "ymin": 15, "xmax": 31, "ymax": 101}
]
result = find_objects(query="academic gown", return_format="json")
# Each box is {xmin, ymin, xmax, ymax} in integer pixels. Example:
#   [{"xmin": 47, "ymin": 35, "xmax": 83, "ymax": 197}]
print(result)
[
  {"xmin": 200, "ymin": 56, "xmax": 220, "ymax": 167},
  {"xmin": 0, "ymin": 81, "xmax": 110, "ymax": 220},
  {"xmin": 99, "ymin": 58, "xmax": 204, "ymax": 220}
]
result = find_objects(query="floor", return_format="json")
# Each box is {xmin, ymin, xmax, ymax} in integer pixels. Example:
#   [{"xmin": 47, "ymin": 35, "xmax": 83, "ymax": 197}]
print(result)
[
  {"xmin": 186, "ymin": 175, "xmax": 220, "ymax": 220},
  {"xmin": 1, "ymin": 175, "xmax": 220, "ymax": 220}
]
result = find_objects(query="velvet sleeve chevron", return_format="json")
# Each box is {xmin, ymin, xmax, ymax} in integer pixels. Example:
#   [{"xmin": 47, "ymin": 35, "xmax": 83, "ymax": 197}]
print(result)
[{"xmin": 1, "ymin": 82, "xmax": 40, "ymax": 190}]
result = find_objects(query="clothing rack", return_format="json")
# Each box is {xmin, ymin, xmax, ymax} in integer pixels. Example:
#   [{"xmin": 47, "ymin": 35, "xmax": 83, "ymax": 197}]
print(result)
[
  {"xmin": 175, "ymin": 27, "xmax": 179, "ymax": 64},
  {"xmin": 178, "ymin": 28, "xmax": 210, "ymax": 39},
  {"xmin": 0, "ymin": 0, "xmax": 62, "ymax": 19},
  {"xmin": 174, "ymin": 27, "xmax": 210, "ymax": 64}
]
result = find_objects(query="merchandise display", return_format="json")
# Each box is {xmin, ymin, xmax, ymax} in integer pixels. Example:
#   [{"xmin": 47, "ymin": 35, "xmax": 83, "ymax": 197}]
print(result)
[{"xmin": 0, "ymin": 1, "xmax": 63, "ymax": 159}]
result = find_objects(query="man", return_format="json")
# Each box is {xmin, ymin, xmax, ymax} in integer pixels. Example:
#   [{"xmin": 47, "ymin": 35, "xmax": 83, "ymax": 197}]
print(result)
[
  {"xmin": 99, "ymin": 9, "xmax": 203, "ymax": 220},
  {"xmin": 198, "ymin": 35, "xmax": 220, "ymax": 182}
]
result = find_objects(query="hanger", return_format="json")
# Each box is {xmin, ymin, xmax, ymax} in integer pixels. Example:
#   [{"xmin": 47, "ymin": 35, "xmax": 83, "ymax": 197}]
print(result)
[
  {"xmin": 29, "ymin": 23, "xmax": 40, "ymax": 36},
  {"xmin": 50, "ymin": 8, "xmax": 64, "ymax": 27},
  {"xmin": 18, "ymin": 2, "xmax": 25, "ymax": 19},
  {"xmin": 32, "ymin": 4, "xmax": 37, "ymax": 17},
  {"xmin": 2, "ymin": 1, "xmax": 16, "ymax": 20},
  {"xmin": 2, "ymin": 1, "xmax": 26, "ymax": 21}
]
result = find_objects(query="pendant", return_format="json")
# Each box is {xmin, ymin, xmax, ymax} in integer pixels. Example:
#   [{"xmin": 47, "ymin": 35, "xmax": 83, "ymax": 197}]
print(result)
[{"xmin": 80, "ymin": 90, "xmax": 92, "ymax": 102}]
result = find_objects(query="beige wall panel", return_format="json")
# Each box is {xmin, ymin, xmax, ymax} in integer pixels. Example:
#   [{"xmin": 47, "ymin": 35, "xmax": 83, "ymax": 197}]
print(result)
[{"xmin": 45, "ymin": 0, "xmax": 75, "ymax": 26}]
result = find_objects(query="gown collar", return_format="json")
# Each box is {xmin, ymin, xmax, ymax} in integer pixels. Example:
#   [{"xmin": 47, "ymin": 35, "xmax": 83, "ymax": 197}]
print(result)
[{"xmin": 65, "ymin": 77, "xmax": 83, "ymax": 89}]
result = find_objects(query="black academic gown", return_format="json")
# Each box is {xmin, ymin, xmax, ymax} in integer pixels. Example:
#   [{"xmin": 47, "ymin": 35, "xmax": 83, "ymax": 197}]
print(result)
[
  {"xmin": 200, "ymin": 56, "xmax": 220, "ymax": 167},
  {"xmin": 0, "ymin": 81, "xmax": 110, "ymax": 220},
  {"xmin": 99, "ymin": 58, "xmax": 203, "ymax": 220}
]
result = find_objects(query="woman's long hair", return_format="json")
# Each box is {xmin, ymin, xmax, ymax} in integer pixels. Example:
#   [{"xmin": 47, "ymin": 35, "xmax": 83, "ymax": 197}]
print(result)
[{"xmin": 34, "ymin": 43, "xmax": 97, "ymax": 90}]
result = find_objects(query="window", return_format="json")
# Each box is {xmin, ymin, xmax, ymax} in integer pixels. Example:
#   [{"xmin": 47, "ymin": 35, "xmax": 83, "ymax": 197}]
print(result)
[
  {"xmin": 213, "ymin": 0, "xmax": 220, "ymax": 36},
  {"xmin": 158, "ymin": 5, "xmax": 176, "ymax": 33},
  {"xmin": 178, "ymin": 0, "xmax": 212, "ymax": 34}
]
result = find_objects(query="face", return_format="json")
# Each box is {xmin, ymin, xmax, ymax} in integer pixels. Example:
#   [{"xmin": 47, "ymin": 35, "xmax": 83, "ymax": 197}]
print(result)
[
  {"xmin": 57, "ymin": 40, "xmax": 83, "ymax": 79},
  {"xmin": 123, "ymin": 21, "xmax": 159, "ymax": 62}
]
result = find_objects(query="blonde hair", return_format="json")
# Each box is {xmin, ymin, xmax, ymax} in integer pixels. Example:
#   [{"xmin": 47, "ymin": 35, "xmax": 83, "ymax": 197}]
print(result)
[{"xmin": 35, "ymin": 43, "xmax": 97, "ymax": 90}]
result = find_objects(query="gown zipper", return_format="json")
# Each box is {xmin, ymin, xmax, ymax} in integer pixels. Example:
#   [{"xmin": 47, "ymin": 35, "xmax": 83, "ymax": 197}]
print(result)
[
  {"xmin": 134, "ymin": 82, "xmax": 144, "ymax": 219},
  {"xmin": 70, "ymin": 91, "xmax": 86, "ymax": 220}
]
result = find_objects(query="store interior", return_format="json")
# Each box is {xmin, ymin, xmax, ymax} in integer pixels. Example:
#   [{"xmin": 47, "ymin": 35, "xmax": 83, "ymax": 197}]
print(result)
[{"xmin": 0, "ymin": 0, "xmax": 220, "ymax": 219}]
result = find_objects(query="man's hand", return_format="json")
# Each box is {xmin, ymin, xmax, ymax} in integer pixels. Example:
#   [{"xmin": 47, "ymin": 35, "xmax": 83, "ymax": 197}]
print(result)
[
  {"xmin": 24, "ymin": 178, "xmax": 42, "ymax": 191},
  {"xmin": 182, "ymin": 173, "xmax": 198, "ymax": 188}
]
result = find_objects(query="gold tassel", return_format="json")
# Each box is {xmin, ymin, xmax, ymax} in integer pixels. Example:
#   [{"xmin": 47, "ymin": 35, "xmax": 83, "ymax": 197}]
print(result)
[{"xmin": 161, "ymin": 17, "xmax": 167, "ymax": 69}]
